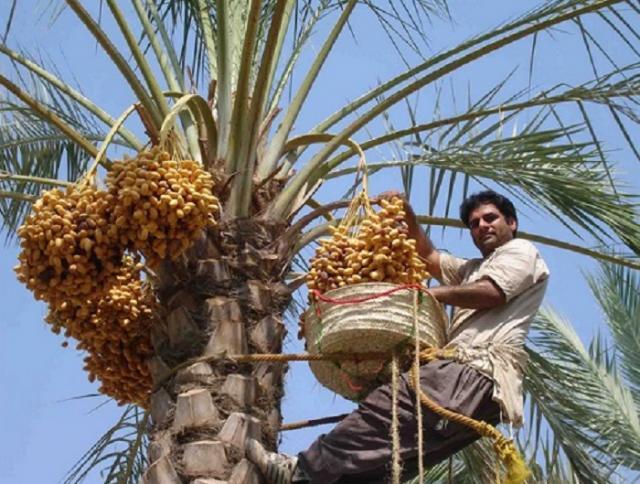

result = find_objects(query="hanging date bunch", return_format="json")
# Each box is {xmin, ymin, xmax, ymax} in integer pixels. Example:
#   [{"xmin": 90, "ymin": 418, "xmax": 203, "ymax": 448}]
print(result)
[
  {"xmin": 46, "ymin": 258, "xmax": 157, "ymax": 407},
  {"xmin": 106, "ymin": 147, "xmax": 220, "ymax": 267},
  {"xmin": 14, "ymin": 185, "xmax": 123, "ymax": 309},
  {"xmin": 307, "ymin": 194, "xmax": 429, "ymax": 294},
  {"xmin": 14, "ymin": 141, "xmax": 220, "ymax": 407}
]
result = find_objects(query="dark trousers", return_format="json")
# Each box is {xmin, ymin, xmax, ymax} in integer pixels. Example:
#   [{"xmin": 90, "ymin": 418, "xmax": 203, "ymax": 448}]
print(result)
[{"xmin": 295, "ymin": 359, "xmax": 501, "ymax": 484}]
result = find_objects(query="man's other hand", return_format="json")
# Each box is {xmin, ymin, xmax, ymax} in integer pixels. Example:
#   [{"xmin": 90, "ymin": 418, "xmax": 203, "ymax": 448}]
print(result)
[
  {"xmin": 374, "ymin": 190, "xmax": 407, "ymax": 205},
  {"xmin": 373, "ymin": 190, "xmax": 442, "ymax": 280},
  {"xmin": 374, "ymin": 190, "xmax": 419, "ymax": 235}
]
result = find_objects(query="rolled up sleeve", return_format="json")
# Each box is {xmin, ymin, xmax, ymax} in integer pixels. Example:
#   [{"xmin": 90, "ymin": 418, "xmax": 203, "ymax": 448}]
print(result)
[
  {"xmin": 439, "ymin": 252, "xmax": 471, "ymax": 286},
  {"xmin": 477, "ymin": 239, "xmax": 548, "ymax": 302}
]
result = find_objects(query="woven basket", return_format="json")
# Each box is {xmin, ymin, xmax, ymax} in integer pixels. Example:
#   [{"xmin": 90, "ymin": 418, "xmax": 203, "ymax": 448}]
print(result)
[{"xmin": 302, "ymin": 282, "xmax": 448, "ymax": 400}]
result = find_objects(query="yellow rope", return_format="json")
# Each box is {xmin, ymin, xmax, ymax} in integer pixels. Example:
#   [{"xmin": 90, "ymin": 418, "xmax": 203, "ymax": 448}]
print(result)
[
  {"xmin": 390, "ymin": 352, "xmax": 402, "ymax": 484},
  {"xmin": 412, "ymin": 289, "xmax": 425, "ymax": 482},
  {"xmin": 153, "ymin": 351, "xmax": 390, "ymax": 390},
  {"xmin": 408, "ymin": 353, "xmax": 530, "ymax": 484}
]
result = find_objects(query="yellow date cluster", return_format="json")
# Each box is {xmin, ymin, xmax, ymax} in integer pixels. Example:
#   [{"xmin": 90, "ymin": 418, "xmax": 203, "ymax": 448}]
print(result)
[
  {"xmin": 15, "ymin": 148, "xmax": 218, "ymax": 406},
  {"xmin": 307, "ymin": 197, "xmax": 428, "ymax": 293},
  {"xmin": 15, "ymin": 187, "xmax": 122, "ymax": 308},
  {"xmin": 47, "ymin": 260, "xmax": 156, "ymax": 407},
  {"xmin": 106, "ymin": 147, "xmax": 219, "ymax": 267}
]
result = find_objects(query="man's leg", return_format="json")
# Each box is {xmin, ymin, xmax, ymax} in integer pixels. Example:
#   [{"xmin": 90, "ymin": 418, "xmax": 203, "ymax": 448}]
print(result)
[
  {"xmin": 295, "ymin": 371, "xmax": 441, "ymax": 484},
  {"xmin": 395, "ymin": 379, "xmax": 502, "ymax": 482},
  {"xmin": 296, "ymin": 359, "xmax": 500, "ymax": 484},
  {"xmin": 248, "ymin": 359, "xmax": 500, "ymax": 483}
]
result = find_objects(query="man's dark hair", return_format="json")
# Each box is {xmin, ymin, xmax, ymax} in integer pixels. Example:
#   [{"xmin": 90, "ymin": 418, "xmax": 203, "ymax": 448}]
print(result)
[{"xmin": 459, "ymin": 190, "xmax": 518, "ymax": 236}]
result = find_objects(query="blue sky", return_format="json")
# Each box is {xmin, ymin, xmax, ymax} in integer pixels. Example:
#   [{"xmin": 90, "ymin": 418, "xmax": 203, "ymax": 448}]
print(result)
[{"xmin": 1, "ymin": 1, "xmax": 639, "ymax": 483}]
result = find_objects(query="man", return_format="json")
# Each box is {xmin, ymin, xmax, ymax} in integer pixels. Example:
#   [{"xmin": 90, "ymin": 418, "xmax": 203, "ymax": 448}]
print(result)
[{"xmin": 247, "ymin": 190, "xmax": 550, "ymax": 484}]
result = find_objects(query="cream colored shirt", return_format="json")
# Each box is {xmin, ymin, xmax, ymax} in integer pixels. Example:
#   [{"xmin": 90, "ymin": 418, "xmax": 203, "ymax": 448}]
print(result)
[{"xmin": 437, "ymin": 238, "xmax": 549, "ymax": 427}]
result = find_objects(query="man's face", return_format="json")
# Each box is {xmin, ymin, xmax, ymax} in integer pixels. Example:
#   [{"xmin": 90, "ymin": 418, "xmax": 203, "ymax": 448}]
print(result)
[{"xmin": 468, "ymin": 203, "xmax": 517, "ymax": 256}]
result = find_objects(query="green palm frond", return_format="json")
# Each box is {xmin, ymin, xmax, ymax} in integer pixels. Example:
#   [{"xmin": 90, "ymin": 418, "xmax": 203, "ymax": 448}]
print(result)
[
  {"xmin": 0, "ymin": 69, "xmax": 127, "ymax": 236},
  {"xmin": 309, "ymin": 0, "xmax": 634, "ymax": 139},
  {"xmin": 0, "ymin": 52, "xmax": 134, "ymax": 177},
  {"xmin": 64, "ymin": 404, "xmax": 148, "ymax": 484},
  {"xmin": 518, "ymin": 423, "xmax": 581, "ymax": 484},
  {"xmin": 327, "ymin": 127, "xmax": 640, "ymax": 252},
  {"xmin": 0, "ymin": 117, "xmax": 103, "ymax": 238},
  {"xmin": 266, "ymin": 0, "xmax": 331, "ymax": 116},
  {"xmin": 321, "ymin": 63, "xmax": 640, "ymax": 176},
  {"xmin": 272, "ymin": 0, "xmax": 633, "ymax": 217},
  {"xmin": 0, "ymin": 42, "xmax": 144, "ymax": 149},
  {"xmin": 402, "ymin": 440, "xmax": 506, "ymax": 483},
  {"xmin": 525, "ymin": 309, "xmax": 640, "ymax": 479},
  {"xmin": 416, "ymin": 132, "xmax": 637, "ymax": 248},
  {"xmin": 312, "ymin": 61, "xmax": 640, "ymax": 255},
  {"xmin": 149, "ymin": 1, "xmax": 450, "ymax": 84},
  {"xmin": 2, "ymin": 0, "xmax": 17, "ymax": 42},
  {"xmin": 65, "ymin": 0, "xmax": 163, "ymax": 129},
  {"xmin": 455, "ymin": 439, "xmax": 501, "ymax": 484},
  {"xmin": 588, "ymin": 264, "xmax": 640, "ymax": 400},
  {"xmin": 403, "ymin": 457, "xmax": 461, "ymax": 483}
]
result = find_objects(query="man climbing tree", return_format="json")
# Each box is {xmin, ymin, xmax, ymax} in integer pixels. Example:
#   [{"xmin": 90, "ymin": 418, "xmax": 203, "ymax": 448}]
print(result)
[{"xmin": 247, "ymin": 189, "xmax": 550, "ymax": 484}]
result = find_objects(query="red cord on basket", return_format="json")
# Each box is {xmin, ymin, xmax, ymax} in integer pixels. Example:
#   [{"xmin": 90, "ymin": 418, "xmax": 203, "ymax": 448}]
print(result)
[
  {"xmin": 340, "ymin": 371, "xmax": 365, "ymax": 392},
  {"xmin": 312, "ymin": 284, "xmax": 431, "ymax": 395},
  {"xmin": 311, "ymin": 283, "xmax": 430, "ymax": 306}
]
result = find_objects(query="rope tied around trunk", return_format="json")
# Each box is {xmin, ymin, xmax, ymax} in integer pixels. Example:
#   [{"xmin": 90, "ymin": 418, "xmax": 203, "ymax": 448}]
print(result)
[
  {"xmin": 153, "ymin": 350, "xmax": 392, "ymax": 390},
  {"xmin": 153, "ymin": 346, "xmax": 528, "ymax": 482}
]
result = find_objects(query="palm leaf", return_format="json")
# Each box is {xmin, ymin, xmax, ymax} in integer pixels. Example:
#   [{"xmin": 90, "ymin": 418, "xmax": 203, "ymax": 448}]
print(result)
[
  {"xmin": 2, "ymin": 0, "xmax": 17, "ymax": 41},
  {"xmin": 0, "ymin": 115, "xmax": 107, "ymax": 238},
  {"xmin": 0, "ymin": 65, "xmax": 129, "ymax": 237},
  {"xmin": 325, "ymin": 127, "xmax": 640, "ymax": 253},
  {"xmin": 525, "ymin": 309, "xmax": 640, "ymax": 479},
  {"xmin": 150, "ymin": 0, "xmax": 450, "ymax": 86},
  {"xmin": 63, "ymin": 403, "xmax": 148, "ymax": 484},
  {"xmin": 0, "ymin": 42, "xmax": 143, "ymax": 149},
  {"xmin": 588, "ymin": 264, "xmax": 640, "ymax": 401},
  {"xmin": 403, "ymin": 457, "xmax": 461, "ymax": 483},
  {"xmin": 321, "ymin": 63, "xmax": 640, "ymax": 176},
  {"xmin": 272, "ymin": 0, "xmax": 634, "ymax": 217}
]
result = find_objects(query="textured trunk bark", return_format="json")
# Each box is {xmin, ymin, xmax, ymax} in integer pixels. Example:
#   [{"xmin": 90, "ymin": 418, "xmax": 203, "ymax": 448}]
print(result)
[{"xmin": 143, "ymin": 219, "xmax": 292, "ymax": 483}]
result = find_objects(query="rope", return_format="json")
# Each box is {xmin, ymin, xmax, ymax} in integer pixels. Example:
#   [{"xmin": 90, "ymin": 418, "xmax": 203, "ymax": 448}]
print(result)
[
  {"xmin": 407, "ymin": 358, "xmax": 530, "ymax": 484},
  {"xmin": 390, "ymin": 352, "xmax": 402, "ymax": 484},
  {"xmin": 311, "ymin": 283, "xmax": 429, "ymax": 307},
  {"xmin": 153, "ymin": 351, "xmax": 389, "ymax": 390},
  {"xmin": 412, "ymin": 289, "xmax": 425, "ymax": 483}
]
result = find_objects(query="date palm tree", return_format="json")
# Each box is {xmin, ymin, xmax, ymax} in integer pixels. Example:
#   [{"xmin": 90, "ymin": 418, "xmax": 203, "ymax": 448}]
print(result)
[{"xmin": 1, "ymin": 1, "xmax": 640, "ymax": 482}]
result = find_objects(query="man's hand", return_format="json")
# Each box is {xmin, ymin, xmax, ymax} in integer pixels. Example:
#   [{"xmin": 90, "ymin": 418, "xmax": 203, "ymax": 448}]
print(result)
[
  {"xmin": 374, "ymin": 190, "xmax": 407, "ymax": 205},
  {"xmin": 374, "ymin": 190, "xmax": 442, "ymax": 280},
  {"xmin": 373, "ymin": 190, "xmax": 421, "ymax": 227}
]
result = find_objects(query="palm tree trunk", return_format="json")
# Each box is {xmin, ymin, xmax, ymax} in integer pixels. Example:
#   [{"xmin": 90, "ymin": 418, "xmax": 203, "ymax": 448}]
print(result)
[{"xmin": 143, "ymin": 219, "xmax": 292, "ymax": 483}]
